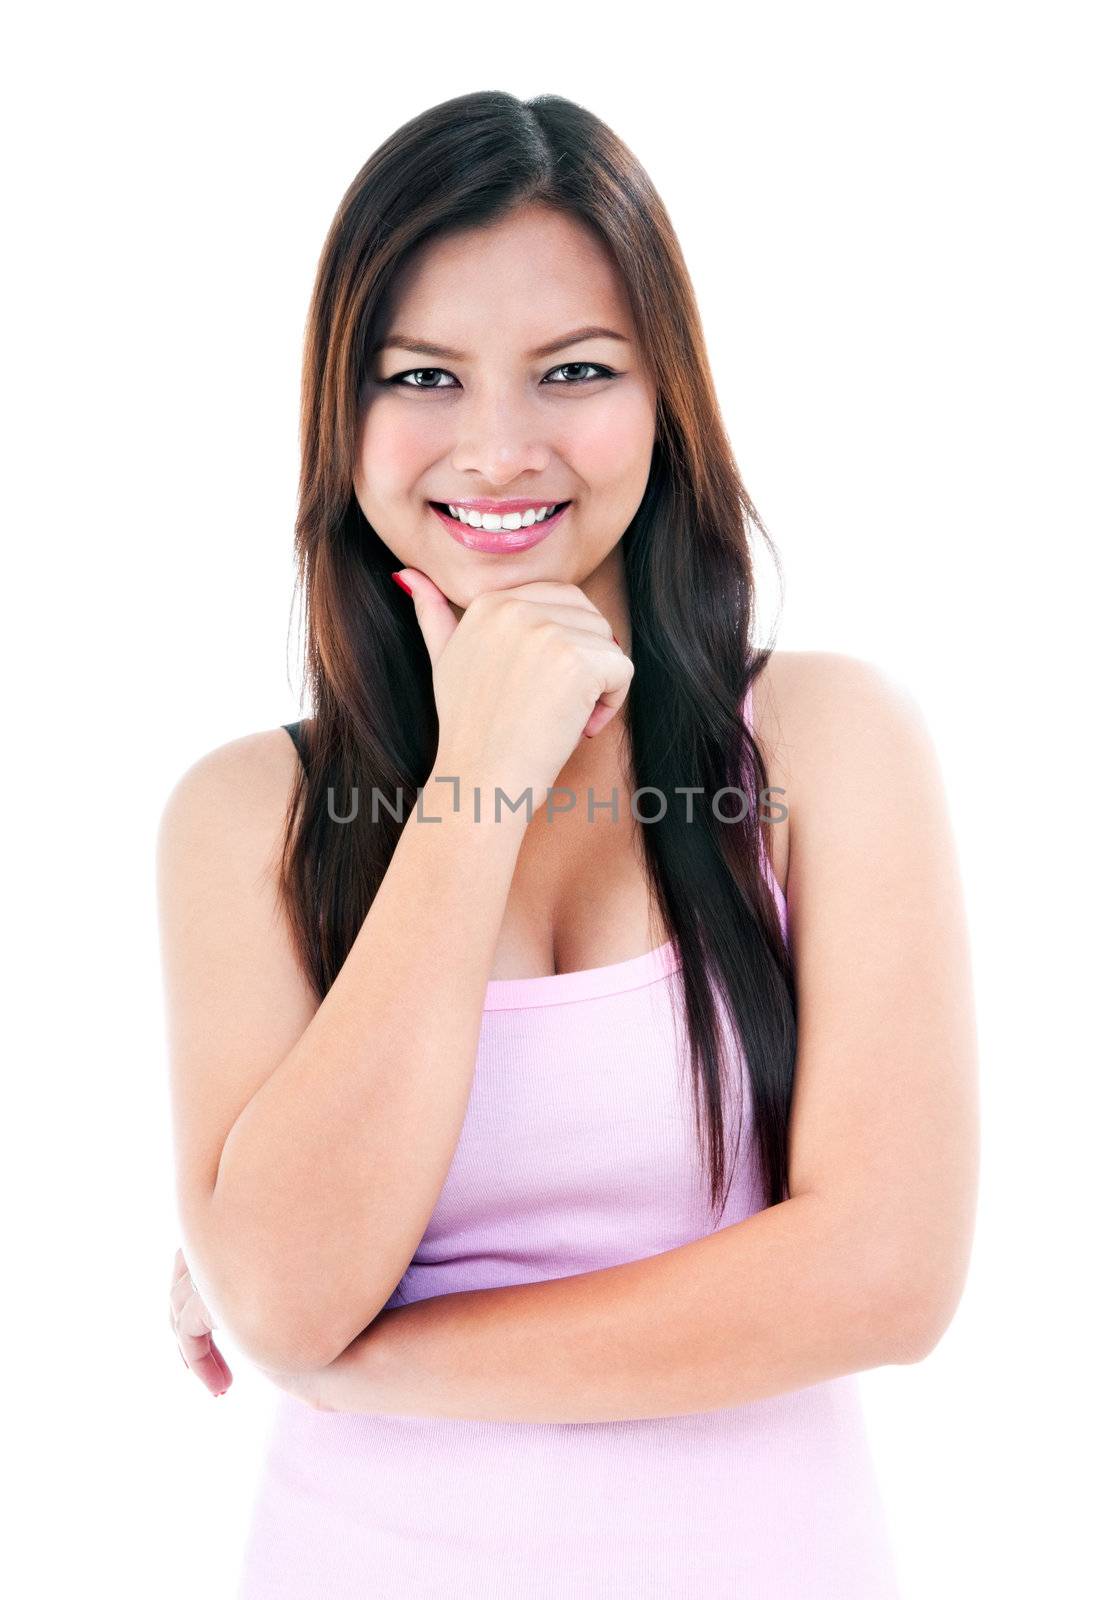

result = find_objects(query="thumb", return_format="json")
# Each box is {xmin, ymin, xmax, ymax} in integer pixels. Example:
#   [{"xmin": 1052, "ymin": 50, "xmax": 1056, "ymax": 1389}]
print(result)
[{"xmin": 391, "ymin": 569, "xmax": 459, "ymax": 665}]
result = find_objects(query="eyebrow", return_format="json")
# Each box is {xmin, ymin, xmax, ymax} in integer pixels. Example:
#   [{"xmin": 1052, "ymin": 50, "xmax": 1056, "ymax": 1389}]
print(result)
[{"xmin": 373, "ymin": 325, "xmax": 631, "ymax": 361}]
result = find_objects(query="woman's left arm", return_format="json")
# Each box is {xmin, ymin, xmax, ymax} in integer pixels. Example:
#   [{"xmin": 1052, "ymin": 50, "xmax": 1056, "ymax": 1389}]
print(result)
[{"xmin": 282, "ymin": 655, "xmax": 979, "ymax": 1424}]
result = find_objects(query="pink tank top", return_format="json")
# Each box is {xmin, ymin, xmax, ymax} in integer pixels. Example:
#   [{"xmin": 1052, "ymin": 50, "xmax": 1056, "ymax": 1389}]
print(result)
[{"xmin": 239, "ymin": 690, "xmax": 902, "ymax": 1597}]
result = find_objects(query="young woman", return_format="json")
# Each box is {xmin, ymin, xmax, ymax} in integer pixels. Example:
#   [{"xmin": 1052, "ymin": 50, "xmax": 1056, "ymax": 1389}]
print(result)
[{"xmin": 160, "ymin": 91, "xmax": 978, "ymax": 1598}]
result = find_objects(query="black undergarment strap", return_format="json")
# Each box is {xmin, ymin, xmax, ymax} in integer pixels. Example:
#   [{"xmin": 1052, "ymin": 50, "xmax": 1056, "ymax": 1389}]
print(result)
[{"xmin": 282, "ymin": 720, "xmax": 309, "ymax": 773}]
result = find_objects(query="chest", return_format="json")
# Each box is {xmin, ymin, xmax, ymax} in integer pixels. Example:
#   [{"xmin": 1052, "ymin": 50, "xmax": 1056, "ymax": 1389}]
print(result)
[
  {"xmin": 488, "ymin": 759, "xmax": 790, "ymax": 982},
  {"xmin": 489, "ymin": 806, "xmax": 661, "ymax": 979}
]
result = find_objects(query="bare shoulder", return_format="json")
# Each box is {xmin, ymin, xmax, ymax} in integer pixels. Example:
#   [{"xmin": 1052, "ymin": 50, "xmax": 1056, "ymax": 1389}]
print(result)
[
  {"xmin": 156, "ymin": 724, "xmax": 319, "ymax": 1249},
  {"xmin": 756, "ymin": 649, "xmax": 925, "ymax": 735},
  {"xmin": 749, "ymin": 651, "xmax": 936, "ymax": 895},
  {"xmin": 156, "ymin": 725, "xmax": 304, "ymax": 870},
  {"xmin": 753, "ymin": 651, "xmax": 977, "ymax": 1360}
]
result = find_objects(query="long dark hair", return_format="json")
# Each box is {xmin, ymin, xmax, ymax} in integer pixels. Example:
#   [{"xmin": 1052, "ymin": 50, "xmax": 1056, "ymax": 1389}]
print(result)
[{"xmin": 280, "ymin": 91, "xmax": 796, "ymax": 1219}]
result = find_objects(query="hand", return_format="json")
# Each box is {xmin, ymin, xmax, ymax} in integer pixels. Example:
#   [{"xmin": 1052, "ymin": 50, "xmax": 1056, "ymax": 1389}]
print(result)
[
  {"xmin": 170, "ymin": 1247, "xmax": 232, "ymax": 1398},
  {"xmin": 395, "ymin": 570, "xmax": 633, "ymax": 801}
]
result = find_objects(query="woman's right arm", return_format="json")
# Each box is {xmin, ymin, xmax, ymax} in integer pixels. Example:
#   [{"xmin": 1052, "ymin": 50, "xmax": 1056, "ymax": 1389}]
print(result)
[
  {"xmin": 157, "ymin": 578, "xmax": 632, "ymax": 1380},
  {"xmin": 157, "ymin": 733, "xmax": 531, "ymax": 1379}
]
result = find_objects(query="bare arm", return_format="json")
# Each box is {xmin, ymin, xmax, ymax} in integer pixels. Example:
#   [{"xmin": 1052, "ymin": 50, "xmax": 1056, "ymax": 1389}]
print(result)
[
  {"xmin": 283, "ymin": 654, "xmax": 980, "ymax": 1419},
  {"xmin": 158, "ymin": 580, "xmax": 633, "ymax": 1380},
  {"xmin": 285, "ymin": 1192, "xmax": 927, "ymax": 1422},
  {"xmin": 157, "ymin": 734, "xmax": 530, "ymax": 1377}
]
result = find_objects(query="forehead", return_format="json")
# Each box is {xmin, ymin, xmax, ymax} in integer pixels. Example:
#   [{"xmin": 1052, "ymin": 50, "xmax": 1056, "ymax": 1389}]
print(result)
[{"xmin": 381, "ymin": 207, "xmax": 634, "ymax": 347}]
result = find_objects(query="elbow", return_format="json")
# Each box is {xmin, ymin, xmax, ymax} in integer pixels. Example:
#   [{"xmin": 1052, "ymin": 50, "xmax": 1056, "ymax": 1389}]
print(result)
[
  {"xmin": 182, "ymin": 1232, "xmax": 343, "ymax": 1379},
  {"xmin": 182, "ymin": 1203, "xmax": 397, "ymax": 1378},
  {"xmin": 848, "ymin": 1204, "xmax": 975, "ymax": 1367},
  {"xmin": 229, "ymin": 1278, "xmax": 397, "ymax": 1378},
  {"xmin": 873, "ymin": 1268, "xmax": 967, "ymax": 1366},
  {"xmin": 185, "ymin": 1206, "xmax": 372, "ymax": 1379},
  {"xmin": 228, "ymin": 1294, "xmax": 342, "ymax": 1379}
]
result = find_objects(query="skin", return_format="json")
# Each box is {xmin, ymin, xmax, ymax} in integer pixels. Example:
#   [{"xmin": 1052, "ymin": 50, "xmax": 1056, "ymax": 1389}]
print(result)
[
  {"xmin": 354, "ymin": 202, "xmax": 657, "ymax": 636},
  {"xmin": 172, "ymin": 200, "xmax": 660, "ymax": 1393},
  {"xmin": 367, "ymin": 203, "xmax": 665, "ymax": 978},
  {"xmin": 170, "ymin": 204, "xmax": 979, "ymax": 1414}
]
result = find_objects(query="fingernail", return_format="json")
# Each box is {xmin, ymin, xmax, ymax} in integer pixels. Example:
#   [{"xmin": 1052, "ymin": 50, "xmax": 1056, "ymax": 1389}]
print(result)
[
  {"xmin": 613, "ymin": 633, "xmax": 621, "ymax": 647},
  {"xmin": 391, "ymin": 572, "xmax": 413, "ymax": 597}
]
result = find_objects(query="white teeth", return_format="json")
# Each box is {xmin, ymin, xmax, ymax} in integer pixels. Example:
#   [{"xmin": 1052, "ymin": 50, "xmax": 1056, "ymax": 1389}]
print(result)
[{"xmin": 445, "ymin": 502, "xmax": 562, "ymax": 531}]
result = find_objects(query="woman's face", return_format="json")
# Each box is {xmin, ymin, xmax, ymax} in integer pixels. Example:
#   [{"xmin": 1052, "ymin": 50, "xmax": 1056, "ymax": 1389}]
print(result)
[{"xmin": 354, "ymin": 204, "xmax": 657, "ymax": 609}]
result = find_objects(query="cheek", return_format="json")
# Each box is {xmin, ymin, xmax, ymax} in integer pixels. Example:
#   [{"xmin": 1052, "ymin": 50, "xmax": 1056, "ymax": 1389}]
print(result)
[
  {"xmin": 565, "ymin": 389, "xmax": 656, "ymax": 488},
  {"xmin": 358, "ymin": 404, "xmax": 440, "ymax": 492}
]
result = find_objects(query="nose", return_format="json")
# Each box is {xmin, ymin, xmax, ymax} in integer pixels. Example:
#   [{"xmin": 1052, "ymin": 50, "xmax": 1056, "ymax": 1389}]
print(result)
[{"xmin": 450, "ymin": 388, "xmax": 552, "ymax": 487}]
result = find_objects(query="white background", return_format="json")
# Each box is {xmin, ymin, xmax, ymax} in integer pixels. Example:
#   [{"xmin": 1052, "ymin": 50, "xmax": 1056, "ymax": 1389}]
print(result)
[{"xmin": 4, "ymin": 2, "xmax": 1104, "ymax": 1595}]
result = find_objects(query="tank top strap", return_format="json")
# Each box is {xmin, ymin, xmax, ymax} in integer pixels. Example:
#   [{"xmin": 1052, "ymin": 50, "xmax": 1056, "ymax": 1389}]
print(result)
[
  {"xmin": 741, "ymin": 681, "xmax": 754, "ymax": 729},
  {"xmin": 282, "ymin": 719, "xmax": 309, "ymax": 773}
]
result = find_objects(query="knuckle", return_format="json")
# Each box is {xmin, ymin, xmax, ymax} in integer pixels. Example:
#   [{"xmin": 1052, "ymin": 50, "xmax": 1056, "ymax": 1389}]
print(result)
[
  {"xmin": 501, "ymin": 597, "xmax": 531, "ymax": 629},
  {"xmin": 556, "ymin": 634, "xmax": 583, "ymax": 671}
]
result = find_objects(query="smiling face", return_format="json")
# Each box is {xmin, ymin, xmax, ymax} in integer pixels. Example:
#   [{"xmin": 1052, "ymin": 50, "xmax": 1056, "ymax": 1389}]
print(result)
[{"xmin": 353, "ymin": 204, "xmax": 658, "ymax": 610}]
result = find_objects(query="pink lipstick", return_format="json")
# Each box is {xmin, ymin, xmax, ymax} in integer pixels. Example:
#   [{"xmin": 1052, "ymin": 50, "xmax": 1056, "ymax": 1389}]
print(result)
[{"xmin": 428, "ymin": 499, "xmax": 572, "ymax": 554}]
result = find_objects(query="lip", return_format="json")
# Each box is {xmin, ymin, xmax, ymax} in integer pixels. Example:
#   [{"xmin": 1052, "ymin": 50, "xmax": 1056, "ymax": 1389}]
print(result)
[
  {"xmin": 446, "ymin": 497, "xmax": 570, "ymax": 514},
  {"xmin": 428, "ymin": 500, "xmax": 571, "ymax": 554}
]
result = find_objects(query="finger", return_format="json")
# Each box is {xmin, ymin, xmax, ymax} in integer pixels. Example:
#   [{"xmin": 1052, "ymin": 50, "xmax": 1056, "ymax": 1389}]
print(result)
[
  {"xmin": 492, "ymin": 580, "xmax": 607, "ymax": 615},
  {"xmin": 542, "ymin": 629, "xmax": 630, "ymax": 709},
  {"xmin": 179, "ymin": 1327, "xmax": 233, "ymax": 1395},
  {"xmin": 578, "ymin": 640, "xmax": 635, "ymax": 737},
  {"xmin": 175, "ymin": 1287, "xmax": 216, "ymax": 1337},
  {"xmin": 171, "ymin": 1247, "xmax": 200, "ymax": 1301},
  {"xmin": 393, "ymin": 568, "xmax": 460, "ymax": 665},
  {"xmin": 584, "ymin": 702, "xmax": 623, "ymax": 738},
  {"xmin": 170, "ymin": 1275, "xmax": 223, "ymax": 1385},
  {"xmin": 506, "ymin": 603, "xmax": 617, "ymax": 640},
  {"xmin": 175, "ymin": 1289, "xmax": 233, "ymax": 1392},
  {"xmin": 169, "ymin": 1261, "xmax": 193, "ymax": 1332},
  {"xmin": 170, "ymin": 1269, "xmax": 205, "ymax": 1325}
]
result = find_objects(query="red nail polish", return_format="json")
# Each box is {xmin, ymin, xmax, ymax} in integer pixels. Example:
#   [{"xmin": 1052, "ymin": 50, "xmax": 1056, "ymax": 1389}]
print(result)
[
  {"xmin": 613, "ymin": 633, "xmax": 621, "ymax": 647},
  {"xmin": 390, "ymin": 572, "xmax": 413, "ymax": 597}
]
